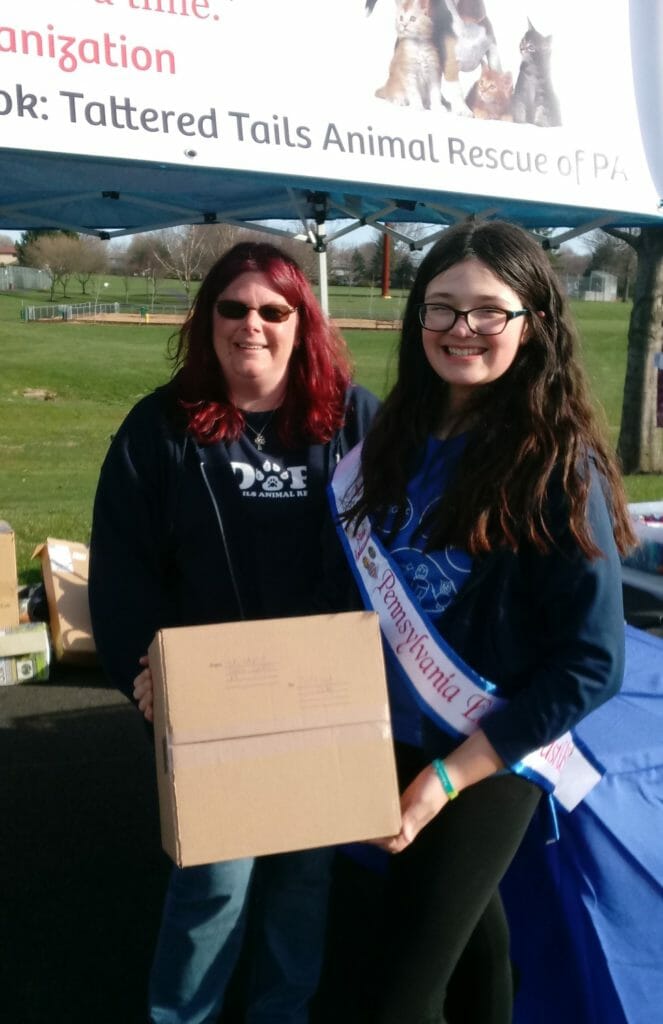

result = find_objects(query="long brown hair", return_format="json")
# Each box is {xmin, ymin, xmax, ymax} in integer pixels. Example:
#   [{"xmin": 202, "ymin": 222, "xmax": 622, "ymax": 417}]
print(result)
[
  {"xmin": 348, "ymin": 219, "xmax": 635, "ymax": 557},
  {"xmin": 172, "ymin": 241, "xmax": 352, "ymax": 446}
]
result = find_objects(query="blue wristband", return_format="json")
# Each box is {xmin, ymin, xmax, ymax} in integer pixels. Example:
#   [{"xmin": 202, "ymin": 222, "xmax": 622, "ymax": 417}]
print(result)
[{"xmin": 432, "ymin": 758, "xmax": 459, "ymax": 800}]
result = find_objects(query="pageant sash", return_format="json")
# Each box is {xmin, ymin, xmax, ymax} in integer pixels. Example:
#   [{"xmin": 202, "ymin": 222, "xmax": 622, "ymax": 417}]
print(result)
[{"xmin": 329, "ymin": 443, "xmax": 603, "ymax": 813}]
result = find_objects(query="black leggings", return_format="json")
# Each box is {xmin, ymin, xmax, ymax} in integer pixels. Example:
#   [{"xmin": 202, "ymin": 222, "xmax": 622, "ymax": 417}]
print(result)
[{"xmin": 372, "ymin": 745, "xmax": 542, "ymax": 1024}]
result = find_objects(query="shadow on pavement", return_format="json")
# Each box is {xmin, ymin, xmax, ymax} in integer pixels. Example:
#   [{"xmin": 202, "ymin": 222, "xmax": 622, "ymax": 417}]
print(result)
[
  {"xmin": 1, "ymin": 664, "xmax": 170, "ymax": 1024},
  {"xmin": 1, "ymin": 663, "xmax": 379, "ymax": 1024}
]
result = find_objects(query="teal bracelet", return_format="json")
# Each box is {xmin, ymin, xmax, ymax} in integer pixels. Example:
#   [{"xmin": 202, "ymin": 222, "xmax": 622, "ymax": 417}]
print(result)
[{"xmin": 432, "ymin": 758, "xmax": 459, "ymax": 800}]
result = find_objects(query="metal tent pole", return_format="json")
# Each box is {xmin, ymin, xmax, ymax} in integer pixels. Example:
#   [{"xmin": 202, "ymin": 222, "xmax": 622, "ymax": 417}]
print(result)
[
  {"xmin": 317, "ymin": 244, "xmax": 329, "ymax": 316},
  {"xmin": 309, "ymin": 192, "xmax": 329, "ymax": 316}
]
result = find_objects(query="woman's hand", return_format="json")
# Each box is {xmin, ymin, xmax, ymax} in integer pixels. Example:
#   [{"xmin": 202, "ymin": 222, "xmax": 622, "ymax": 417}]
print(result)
[
  {"xmin": 371, "ymin": 764, "xmax": 448, "ymax": 854},
  {"xmin": 132, "ymin": 654, "xmax": 154, "ymax": 722}
]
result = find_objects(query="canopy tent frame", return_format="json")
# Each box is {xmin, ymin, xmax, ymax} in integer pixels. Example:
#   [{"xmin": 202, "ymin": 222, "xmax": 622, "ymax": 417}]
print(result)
[{"xmin": 4, "ymin": 148, "xmax": 658, "ymax": 314}]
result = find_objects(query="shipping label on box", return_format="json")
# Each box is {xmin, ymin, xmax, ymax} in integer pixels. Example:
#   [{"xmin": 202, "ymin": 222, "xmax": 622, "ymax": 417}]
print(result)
[
  {"xmin": 149, "ymin": 611, "xmax": 401, "ymax": 868},
  {"xmin": 0, "ymin": 622, "xmax": 51, "ymax": 685},
  {"xmin": 0, "ymin": 520, "xmax": 19, "ymax": 629},
  {"xmin": 32, "ymin": 538, "xmax": 96, "ymax": 664}
]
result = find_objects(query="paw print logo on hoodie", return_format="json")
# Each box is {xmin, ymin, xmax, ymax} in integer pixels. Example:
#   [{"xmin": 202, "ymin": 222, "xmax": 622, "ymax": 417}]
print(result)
[
  {"xmin": 255, "ymin": 460, "xmax": 290, "ymax": 492},
  {"xmin": 231, "ymin": 458, "xmax": 308, "ymax": 497}
]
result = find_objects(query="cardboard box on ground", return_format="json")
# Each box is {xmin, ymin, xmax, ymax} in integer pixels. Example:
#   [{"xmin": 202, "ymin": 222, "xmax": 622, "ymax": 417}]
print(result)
[
  {"xmin": 0, "ymin": 520, "xmax": 51, "ymax": 685},
  {"xmin": 31, "ymin": 538, "xmax": 96, "ymax": 665},
  {"xmin": 0, "ymin": 529, "xmax": 96, "ymax": 684},
  {"xmin": 0, "ymin": 622, "xmax": 50, "ymax": 685},
  {"xmin": 149, "ymin": 611, "xmax": 401, "ymax": 867},
  {"xmin": 0, "ymin": 520, "xmax": 19, "ymax": 629}
]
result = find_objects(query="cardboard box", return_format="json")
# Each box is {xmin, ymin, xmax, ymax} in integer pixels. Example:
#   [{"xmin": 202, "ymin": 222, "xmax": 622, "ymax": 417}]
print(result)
[
  {"xmin": 149, "ymin": 611, "xmax": 401, "ymax": 867},
  {"xmin": 32, "ymin": 538, "xmax": 96, "ymax": 664},
  {"xmin": 0, "ymin": 622, "xmax": 51, "ymax": 685},
  {"xmin": 0, "ymin": 521, "xmax": 19, "ymax": 629}
]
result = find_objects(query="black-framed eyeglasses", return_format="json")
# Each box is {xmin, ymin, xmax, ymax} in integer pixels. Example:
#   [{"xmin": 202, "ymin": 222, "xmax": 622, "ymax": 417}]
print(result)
[
  {"xmin": 417, "ymin": 303, "xmax": 530, "ymax": 336},
  {"xmin": 215, "ymin": 299, "xmax": 296, "ymax": 323}
]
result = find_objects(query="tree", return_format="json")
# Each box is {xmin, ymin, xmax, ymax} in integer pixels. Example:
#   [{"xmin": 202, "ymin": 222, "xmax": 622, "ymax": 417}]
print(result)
[
  {"xmin": 125, "ymin": 232, "xmax": 170, "ymax": 305},
  {"xmin": 25, "ymin": 234, "xmax": 82, "ymax": 300},
  {"xmin": 16, "ymin": 229, "xmax": 78, "ymax": 267},
  {"xmin": 585, "ymin": 231, "xmax": 638, "ymax": 301},
  {"xmin": 350, "ymin": 249, "xmax": 367, "ymax": 286},
  {"xmin": 330, "ymin": 236, "xmax": 380, "ymax": 287},
  {"xmin": 391, "ymin": 241, "xmax": 418, "ymax": 289},
  {"xmin": 150, "ymin": 226, "xmax": 212, "ymax": 297},
  {"xmin": 607, "ymin": 227, "xmax": 663, "ymax": 473},
  {"xmin": 554, "ymin": 245, "xmax": 591, "ymax": 279},
  {"xmin": 106, "ymin": 241, "xmax": 133, "ymax": 303},
  {"xmin": 363, "ymin": 233, "xmax": 418, "ymax": 293},
  {"xmin": 196, "ymin": 223, "xmax": 251, "ymax": 278},
  {"xmin": 72, "ymin": 236, "xmax": 108, "ymax": 295},
  {"xmin": 185, "ymin": 223, "xmax": 319, "ymax": 282},
  {"xmin": 118, "ymin": 223, "xmax": 320, "ymax": 306},
  {"xmin": 21, "ymin": 231, "xmax": 107, "ymax": 299}
]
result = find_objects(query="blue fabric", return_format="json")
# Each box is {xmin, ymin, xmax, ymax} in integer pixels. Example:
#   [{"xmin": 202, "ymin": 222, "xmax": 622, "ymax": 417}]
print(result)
[
  {"xmin": 1, "ymin": 149, "xmax": 662, "ymax": 240},
  {"xmin": 502, "ymin": 625, "xmax": 663, "ymax": 1024}
]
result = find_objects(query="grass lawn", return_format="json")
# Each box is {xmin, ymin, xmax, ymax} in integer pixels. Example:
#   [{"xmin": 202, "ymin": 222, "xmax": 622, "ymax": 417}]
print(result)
[{"xmin": 1, "ymin": 282, "xmax": 661, "ymax": 582}]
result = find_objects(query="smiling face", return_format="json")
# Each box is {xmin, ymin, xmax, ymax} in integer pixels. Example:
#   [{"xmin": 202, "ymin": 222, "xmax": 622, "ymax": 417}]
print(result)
[
  {"xmin": 421, "ymin": 258, "xmax": 530, "ymax": 415},
  {"xmin": 212, "ymin": 271, "xmax": 299, "ymax": 409}
]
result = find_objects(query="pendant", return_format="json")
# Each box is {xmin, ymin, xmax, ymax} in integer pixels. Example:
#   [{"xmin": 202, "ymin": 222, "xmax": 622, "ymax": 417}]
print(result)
[{"xmin": 254, "ymin": 434, "xmax": 266, "ymax": 450}]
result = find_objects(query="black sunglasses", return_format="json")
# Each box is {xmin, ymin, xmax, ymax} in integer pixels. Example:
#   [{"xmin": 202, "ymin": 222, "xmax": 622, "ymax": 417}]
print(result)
[{"xmin": 215, "ymin": 299, "xmax": 296, "ymax": 323}]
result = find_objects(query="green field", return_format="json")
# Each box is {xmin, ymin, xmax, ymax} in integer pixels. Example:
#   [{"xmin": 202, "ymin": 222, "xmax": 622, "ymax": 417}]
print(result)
[{"xmin": 1, "ymin": 281, "xmax": 661, "ymax": 582}]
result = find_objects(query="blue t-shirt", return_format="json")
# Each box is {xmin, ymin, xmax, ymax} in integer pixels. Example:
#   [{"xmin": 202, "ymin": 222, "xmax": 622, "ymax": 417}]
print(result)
[{"xmin": 374, "ymin": 434, "xmax": 473, "ymax": 746}]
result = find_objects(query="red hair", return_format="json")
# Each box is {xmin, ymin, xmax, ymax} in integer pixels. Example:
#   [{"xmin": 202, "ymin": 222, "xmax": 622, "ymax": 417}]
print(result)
[{"xmin": 172, "ymin": 242, "xmax": 352, "ymax": 445}]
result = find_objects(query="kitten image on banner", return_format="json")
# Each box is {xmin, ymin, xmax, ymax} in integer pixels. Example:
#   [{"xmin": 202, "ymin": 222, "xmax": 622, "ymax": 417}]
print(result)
[
  {"xmin": 369, "ymin": 0, "xmax": 502, "ymax": 116},
  {"xmin": 466, "ymin": 60, "xmax": 513, "ymax": 121},
  {"xmin": 374, "ymin": 0, "xmax": 443, "ymax": 109},
  {"xmin": 512, "ymin": 19, "xmax": 562, "ymax": 127}
]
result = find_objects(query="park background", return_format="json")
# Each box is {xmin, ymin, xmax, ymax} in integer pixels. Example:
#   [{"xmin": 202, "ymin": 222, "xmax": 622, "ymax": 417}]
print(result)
[{"xmin": 1, "ymin": 246, "xmax": 660, "ymax": 583}]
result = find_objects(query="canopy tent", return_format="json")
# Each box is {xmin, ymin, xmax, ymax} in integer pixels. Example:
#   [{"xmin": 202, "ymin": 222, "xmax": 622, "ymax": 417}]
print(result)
[
  {"xmin": 3, "ymin": 144, "xmax": 657, "ymax": 310},
  {"xmin": 1, "ymin": 1, "xmax": 662, "ymax": 258},
  {"xmin": 4, "ymin": 146, "xmax": 657, "ymax": 241}
]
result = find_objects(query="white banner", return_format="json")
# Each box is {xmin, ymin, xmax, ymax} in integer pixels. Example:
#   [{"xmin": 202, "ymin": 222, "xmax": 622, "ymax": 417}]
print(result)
[{"xmin": 0, "ymin": 0, "xmax": 660, "ymax": 217}]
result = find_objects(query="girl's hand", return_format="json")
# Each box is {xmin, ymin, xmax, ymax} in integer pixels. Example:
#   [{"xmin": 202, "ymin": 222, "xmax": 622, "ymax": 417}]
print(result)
[
  {"xmin": 368, "ymin": 731, "xmax": 503, "ymax": 855},
  {"xmin": 132, "ymin": 654, "xmax": 154, "ymax": 722},
  {"xmin": 371, "ymin": 764, "xmax": 448, "ymax": 854}
]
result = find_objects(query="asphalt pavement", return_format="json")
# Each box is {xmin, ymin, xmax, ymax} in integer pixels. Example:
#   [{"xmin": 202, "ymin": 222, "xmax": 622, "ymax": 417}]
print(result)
[{"xmin": 2, "ymin": 662, "xmax": 169, "ymax": 1024}]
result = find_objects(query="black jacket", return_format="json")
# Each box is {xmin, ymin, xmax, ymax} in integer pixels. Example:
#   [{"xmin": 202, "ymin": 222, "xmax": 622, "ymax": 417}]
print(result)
[{"xmin": 89, "ymin": 382, "xmax": 379, "ymax": 702}]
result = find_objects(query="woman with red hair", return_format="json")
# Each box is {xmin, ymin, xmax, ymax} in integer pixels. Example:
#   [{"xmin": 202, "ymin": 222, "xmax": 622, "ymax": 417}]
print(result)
[{"xmin": 89, "ymin": 241, "xmax": 379, "ymax": 1024}]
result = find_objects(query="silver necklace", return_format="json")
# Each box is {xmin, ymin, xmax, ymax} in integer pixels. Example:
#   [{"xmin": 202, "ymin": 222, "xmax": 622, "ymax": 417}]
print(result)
[{"xmin": 244, "ymin": 410, "xmax": 276, "ymax": 451}]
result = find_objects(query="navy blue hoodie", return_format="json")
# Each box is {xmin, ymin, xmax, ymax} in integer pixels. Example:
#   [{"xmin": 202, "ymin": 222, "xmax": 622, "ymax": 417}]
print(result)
[{"xmin": 89, "ymin": 381, "xmax": 379, "ymax": 703}]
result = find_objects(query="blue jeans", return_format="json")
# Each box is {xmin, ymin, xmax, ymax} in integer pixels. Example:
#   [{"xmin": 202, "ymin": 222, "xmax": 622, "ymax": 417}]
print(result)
[{"xmin": 149, "ymin": 847, "xmax": 333, "ymax": 1024}]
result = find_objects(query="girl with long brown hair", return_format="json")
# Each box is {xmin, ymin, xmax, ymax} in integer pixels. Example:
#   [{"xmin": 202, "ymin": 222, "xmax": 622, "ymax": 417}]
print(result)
[{"xmin": 335, "ymin": 218, "xmax": 634, "ymax": 1023}]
